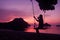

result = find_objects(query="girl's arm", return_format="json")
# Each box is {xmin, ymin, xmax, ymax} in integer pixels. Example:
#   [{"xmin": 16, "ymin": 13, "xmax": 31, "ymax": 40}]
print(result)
[{"xmin": 33, "ymin": 16, "xmax": 39, "ymax": 22}]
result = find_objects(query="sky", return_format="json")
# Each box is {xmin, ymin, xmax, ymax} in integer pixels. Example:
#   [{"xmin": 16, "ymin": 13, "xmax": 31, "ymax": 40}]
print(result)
[{"xmin": 0, "ymin": 0, "xmax": 60, "ymax": 25}]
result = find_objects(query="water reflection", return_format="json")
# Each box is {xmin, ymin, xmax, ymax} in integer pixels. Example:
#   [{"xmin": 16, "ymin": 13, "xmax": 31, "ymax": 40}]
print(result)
[{"xmin": 25, "ymin": 26, "xmax": 60, "ymax": 34}]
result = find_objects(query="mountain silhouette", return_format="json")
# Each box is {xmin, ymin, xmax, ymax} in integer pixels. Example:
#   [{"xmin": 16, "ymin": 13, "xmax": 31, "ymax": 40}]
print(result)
[
  {"xmin": 0, "ymin": 18, "xmax": 30, "ymax": 31},
  {"xmin": 44, "ymin": 23, "xmax": 51, "ymax": 27}
]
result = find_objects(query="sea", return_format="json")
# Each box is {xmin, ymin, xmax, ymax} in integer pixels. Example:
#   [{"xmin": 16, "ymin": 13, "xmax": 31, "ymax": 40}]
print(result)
[
  {"xmin": 25, "ymin": 25, "xmax": 60, "ymax": 34},
  {"xmin": 0, "ymin": 25, "xmax": 60, "ymax": 35}
]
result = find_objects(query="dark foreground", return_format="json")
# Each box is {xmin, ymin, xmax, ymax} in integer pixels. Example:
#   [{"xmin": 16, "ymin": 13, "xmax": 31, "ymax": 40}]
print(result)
[{"xmin": 0, "ymin": 30, "xmax": 60, "ymax": 40}]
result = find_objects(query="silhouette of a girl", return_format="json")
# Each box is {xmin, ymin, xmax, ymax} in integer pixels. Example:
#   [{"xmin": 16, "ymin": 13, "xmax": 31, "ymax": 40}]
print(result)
[{"xmin": 34, "ymin": 14, "xmax": 44, "ymax": 29}]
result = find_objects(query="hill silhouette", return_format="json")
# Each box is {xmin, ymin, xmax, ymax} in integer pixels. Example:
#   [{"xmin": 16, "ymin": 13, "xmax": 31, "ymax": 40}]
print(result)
[
  {"xmin": 44, "ymin": 23, "xmax": 51, "ymax": 27},
  {"xmin": 56, "ymin": 25, "xmax": 60, "ymax": 27},
  {"xmin": 0, "ymin": 18, "xmax": 30, "ymax": 31}
]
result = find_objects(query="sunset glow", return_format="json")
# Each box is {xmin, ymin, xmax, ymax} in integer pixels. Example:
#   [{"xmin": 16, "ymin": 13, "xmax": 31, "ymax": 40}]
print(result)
[
  {"xmin": 0, "ymin": 0, "xmax": 60, "ymax": 25},
  {"xmin": 0, "ymin": 0, "xmax": 60, "ymax": 35}
]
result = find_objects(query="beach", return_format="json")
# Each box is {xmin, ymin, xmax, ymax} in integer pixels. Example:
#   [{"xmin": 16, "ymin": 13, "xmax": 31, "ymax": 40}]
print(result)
[{"xmin": 0, "ymin": 28, "xmax": 60, "ymax": 40}]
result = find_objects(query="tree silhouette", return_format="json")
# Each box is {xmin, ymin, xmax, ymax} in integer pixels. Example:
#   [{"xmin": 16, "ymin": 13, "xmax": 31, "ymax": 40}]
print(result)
[{"xmin": 36, "ymin": 0, "xmax": 57, "ymax": 11}]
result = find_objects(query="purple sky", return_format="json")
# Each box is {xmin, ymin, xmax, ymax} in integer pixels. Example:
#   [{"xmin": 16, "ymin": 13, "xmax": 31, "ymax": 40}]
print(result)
[{"xmin": 0, "ymin": 0, "xmax": 60, "ymax": 25}]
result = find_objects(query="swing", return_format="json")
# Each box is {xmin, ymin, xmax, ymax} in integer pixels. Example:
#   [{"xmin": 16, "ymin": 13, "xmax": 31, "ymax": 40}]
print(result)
[
  {"xmin": 30, "ymin": 0, "xmax": 58, "ymax": 29},
  {"xmin": 30, "ymin": 0, "xmax": 58, "ymax": 33}
]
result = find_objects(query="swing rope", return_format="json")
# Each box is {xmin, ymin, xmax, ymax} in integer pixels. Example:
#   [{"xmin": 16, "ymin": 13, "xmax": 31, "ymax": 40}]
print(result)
[
  {"xmin": 31, "ymin": 0, "xmax": 46, "ymax": 28},
  {"xmin": 43, "ymin": 10, "xmax": 46, "ymax": 23},
  {"xmin": 31, "ymin": 0, "xmax": 36, "ymax": 28}
]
